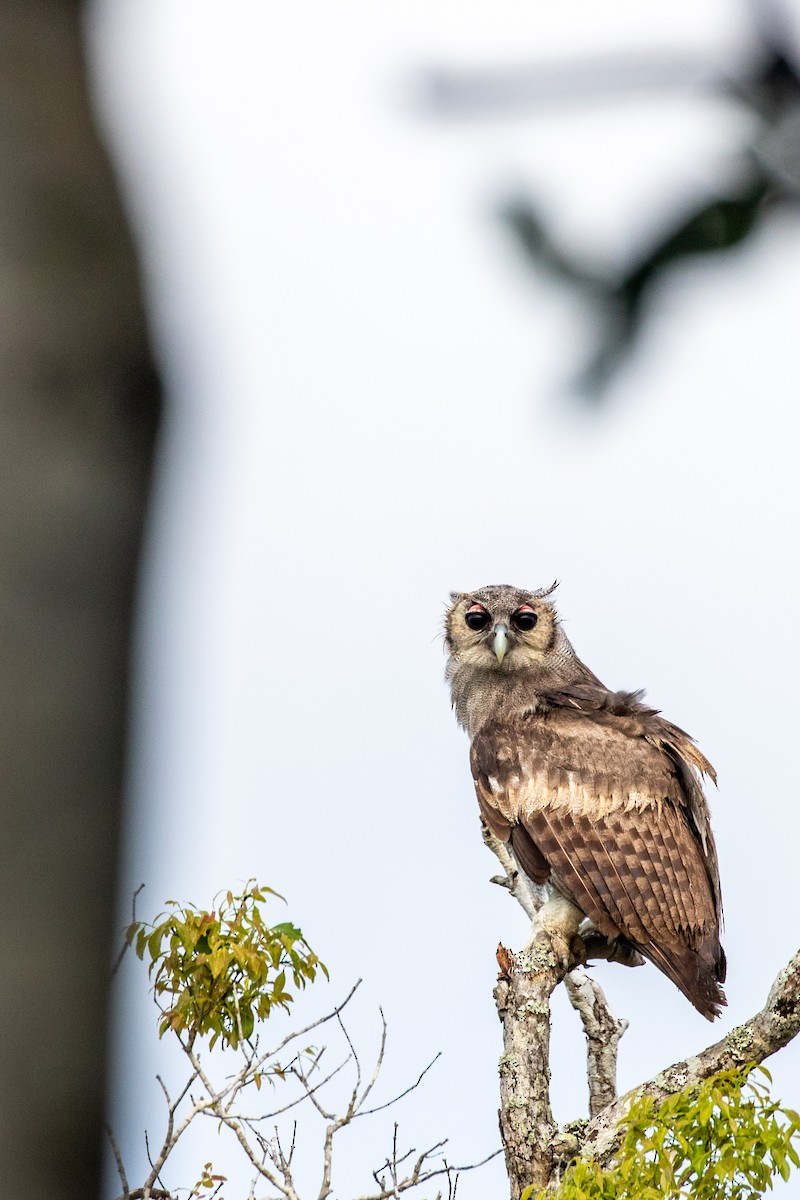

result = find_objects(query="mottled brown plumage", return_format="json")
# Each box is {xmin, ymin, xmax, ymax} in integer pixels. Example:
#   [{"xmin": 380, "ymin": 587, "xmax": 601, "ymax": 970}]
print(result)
[{"xmin": 445, "ymin": 583, "xmax": 726, "ymax": 1019}]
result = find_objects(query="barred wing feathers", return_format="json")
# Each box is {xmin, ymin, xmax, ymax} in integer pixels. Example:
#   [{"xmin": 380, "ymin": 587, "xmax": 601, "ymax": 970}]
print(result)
[{"xmin": 471, "ymin": 693, "xmax": 726, "ymax": 1019}]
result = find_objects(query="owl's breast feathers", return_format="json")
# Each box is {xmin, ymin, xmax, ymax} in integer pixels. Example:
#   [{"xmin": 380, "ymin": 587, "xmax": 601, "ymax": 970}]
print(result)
[{"xmin": 470, "ymin": 683, "xmax": 727, "ymax": 1019}]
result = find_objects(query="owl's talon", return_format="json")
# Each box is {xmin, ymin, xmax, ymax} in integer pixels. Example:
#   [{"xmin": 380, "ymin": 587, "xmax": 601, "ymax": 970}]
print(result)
[
  {"xmin": 569, "ymin": 933, "xmax": 588, "ymax": 965},
  {"xmin": 578, "ymin": 930, "xmax": 645, "ymax": 969}
]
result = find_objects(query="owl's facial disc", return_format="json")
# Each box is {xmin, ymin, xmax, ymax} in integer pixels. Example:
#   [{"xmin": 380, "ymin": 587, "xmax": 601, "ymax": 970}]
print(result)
[{"xmin": 446, "ymin": 587, "xmax": 558, "ymax": 675}]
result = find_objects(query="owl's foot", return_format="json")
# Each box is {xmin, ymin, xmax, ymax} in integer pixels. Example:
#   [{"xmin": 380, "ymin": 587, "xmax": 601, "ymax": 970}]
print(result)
[
  {"xmin": 572, "ymin": 928, "xmax": 645, "ymax": 969},
  {"xmin": 522, "ymin": 894, "xmax": 585, "ymax": 974}
]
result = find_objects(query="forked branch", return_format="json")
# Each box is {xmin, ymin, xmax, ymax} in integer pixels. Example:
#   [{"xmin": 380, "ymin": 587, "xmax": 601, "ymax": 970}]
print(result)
[{"xmin": 482, "ymin": 819, "xmax": 800, "ymax": 1196}]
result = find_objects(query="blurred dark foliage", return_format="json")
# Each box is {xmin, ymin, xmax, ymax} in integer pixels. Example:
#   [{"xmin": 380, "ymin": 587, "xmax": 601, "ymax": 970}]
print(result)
[
  {"xmin": 502, "ymin": 177, "xmax": 771, "ymax": 395},
  {"xmin": 419, "ymin": 0, "xmax": 800, "ymax": 400}
]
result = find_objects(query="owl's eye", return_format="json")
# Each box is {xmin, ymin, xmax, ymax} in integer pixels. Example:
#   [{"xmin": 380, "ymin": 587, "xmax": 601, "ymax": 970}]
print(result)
[
  {"xmin": 511, "ymin": 606, "xmax": 538, "ymax": 632},
  {"xmin": 465, "ymin": 606, "xmax": 490, "ymax": 631}
]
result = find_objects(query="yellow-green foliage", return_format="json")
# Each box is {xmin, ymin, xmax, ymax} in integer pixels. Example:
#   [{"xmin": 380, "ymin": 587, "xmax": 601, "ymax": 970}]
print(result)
[
  {"xmin": 127, "ymin": 881, "xmax": 327, "ymax": 1048},
  {"xmin": 526, "ymin": 1066, "xmax": 800, "ymax": 1200}
]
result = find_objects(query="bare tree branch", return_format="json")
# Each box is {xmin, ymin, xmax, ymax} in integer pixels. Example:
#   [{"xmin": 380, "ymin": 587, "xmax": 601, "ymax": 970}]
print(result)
[
  {"xmin": 105, "ymin": 1123, "xmax": 130, "ymax": 1200},
  {"xmin": 483, "ymin": 822, "xmax": 543, "ymax": 921},
  {"xmin": 494, "ymin": 937, "xmax": 563, "ymax": 1194},
  {"xmin": 180, "ymin": 1044, "xmax": 295, "ymax": 1198},
  {"xmin": 564, "ymin": 971, "xmax": 628, "ymax": 1118}
]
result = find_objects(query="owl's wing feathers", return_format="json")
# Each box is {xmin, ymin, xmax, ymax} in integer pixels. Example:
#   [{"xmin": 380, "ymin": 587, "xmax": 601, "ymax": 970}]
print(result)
[{"xmin": 470, "ymin": 688, "xmax": 726, "ymax": 1019}]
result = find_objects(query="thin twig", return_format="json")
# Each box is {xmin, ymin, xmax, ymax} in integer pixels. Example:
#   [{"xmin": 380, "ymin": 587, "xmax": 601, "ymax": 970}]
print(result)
[
  {"xmin": 357, "ymin": 1141, "xmax": 502, "ymax": 1200},
  {"xmin": 482, "ymin": 822, "xmax": 543, "ymax": 920},
  {"xmin": 359, "ymin": 1051, "xmax": 442, "ymax": 1117},
  {"xmin": 204, "ymin": 982, "xmax": 363, "ymax": 1117},
  {"xmin": 352, "ymin": 1009, "xmax": 388, "ymax": 1113},
  {"xmin": 257, "ymin": 981, "xmax": 362, "ymax": 1067},
  {"xmin": 112, "ymin": 883, "xmax": 146, "ymax": 978},
  {"xmin": 244, "ymin": 1055, "xmax": 350, "ymax": 1121},
  {"xmin": 337, "ymin": 1008, "xmax": 362, "ymax": 1095},
  {"xmin": 112, "ymin": 1190, "xmax": 174, "ymax": 1200},
  {"xmin": 105, "ymin": 1123, "xmax": 130, "ymax": 1200},
  {"xmin": 293, "ymin": 1056, "xmax": 344, "ymax": 1123}
]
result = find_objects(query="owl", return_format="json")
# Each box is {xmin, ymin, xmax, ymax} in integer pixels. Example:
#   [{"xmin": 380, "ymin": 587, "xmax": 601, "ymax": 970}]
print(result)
[{"xmin": 445, "ymin": 582, "xmax": 726, "ymax": 1019}]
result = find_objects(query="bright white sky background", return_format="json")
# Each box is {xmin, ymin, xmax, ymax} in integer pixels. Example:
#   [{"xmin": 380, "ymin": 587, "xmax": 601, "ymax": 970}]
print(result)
[{"xmin": 88, "ymin": 2, "xmax": 800, "ymax": 1197}]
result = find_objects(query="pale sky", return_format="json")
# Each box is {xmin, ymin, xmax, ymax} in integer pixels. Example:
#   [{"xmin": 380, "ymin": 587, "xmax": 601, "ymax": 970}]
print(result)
[{"xmin": 88, "ymin": 2, "xmax": 800, "ymax": 1196}]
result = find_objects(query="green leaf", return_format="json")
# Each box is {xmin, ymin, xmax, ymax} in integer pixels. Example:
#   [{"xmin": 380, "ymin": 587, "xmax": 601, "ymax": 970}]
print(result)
[{"xmin": 272, "ymin": 922, "xmax": 302, "ymax": 940}]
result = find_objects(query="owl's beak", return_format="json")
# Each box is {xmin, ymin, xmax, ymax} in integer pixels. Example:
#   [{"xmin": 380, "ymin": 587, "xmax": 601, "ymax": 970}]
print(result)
[{"xmin": 492, "ymin": 624, "xmax": 509, "ymax": 665}]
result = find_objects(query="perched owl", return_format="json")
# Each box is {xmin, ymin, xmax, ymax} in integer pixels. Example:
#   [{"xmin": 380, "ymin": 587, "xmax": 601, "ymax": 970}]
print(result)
[{"xmin": 445, "ymin": 582, "xmax": 726, "ymax": 1020}]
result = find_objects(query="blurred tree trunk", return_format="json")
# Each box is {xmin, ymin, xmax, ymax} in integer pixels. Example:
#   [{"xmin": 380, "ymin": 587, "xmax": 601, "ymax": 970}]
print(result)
[{"xmin": 0, "ymin": 3, "xmax": 160, "ymax": 1198}]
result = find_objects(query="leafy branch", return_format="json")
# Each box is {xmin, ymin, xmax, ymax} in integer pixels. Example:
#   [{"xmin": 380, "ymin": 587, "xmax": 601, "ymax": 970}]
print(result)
[
  {"xmin": 533, "ymin": 1065, "xmax": 800, "ymax": 1200},
  {"xmin": 127, "ymin": 882, "xmax": 327, "ymax": 1049}
]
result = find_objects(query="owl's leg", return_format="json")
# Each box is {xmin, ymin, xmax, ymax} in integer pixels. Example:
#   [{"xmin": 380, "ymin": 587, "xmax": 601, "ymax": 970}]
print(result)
[
  {"xmin": 533, "ymin": 892, "xmax": 584, "ymax": 940},
  {"xmin": 525, "ymin": 891, "xmax": 585, "ymax": 969}
]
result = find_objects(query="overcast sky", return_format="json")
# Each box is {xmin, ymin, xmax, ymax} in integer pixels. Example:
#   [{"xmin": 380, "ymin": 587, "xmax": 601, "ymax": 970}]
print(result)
[{"xmin": 89, "ymin": 2, "xmax": 800, "ymax": 1196}]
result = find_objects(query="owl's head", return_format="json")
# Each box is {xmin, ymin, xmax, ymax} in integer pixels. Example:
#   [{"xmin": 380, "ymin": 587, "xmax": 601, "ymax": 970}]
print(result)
[{"xmin": 445, "ymin": 582, "xmax": 561, "ymax": 674}]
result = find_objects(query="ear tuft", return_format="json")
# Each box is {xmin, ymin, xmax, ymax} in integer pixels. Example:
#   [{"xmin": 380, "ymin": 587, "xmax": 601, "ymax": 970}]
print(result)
[
  {"xmin": 448, "ymin": 591, "xmax": 467, "ymax": 605},
  {"xmin": 533, "ymin": 579, "xmax": 559, "ymax": 599}
]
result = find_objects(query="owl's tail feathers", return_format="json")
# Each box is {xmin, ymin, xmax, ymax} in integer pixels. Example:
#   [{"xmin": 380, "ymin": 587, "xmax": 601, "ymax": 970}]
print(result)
[{"xmin": 645, "ymin": 936, "xmax": 727, "ymax": 1021}]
